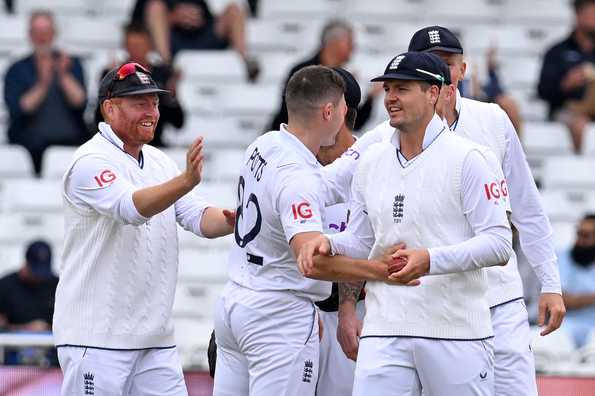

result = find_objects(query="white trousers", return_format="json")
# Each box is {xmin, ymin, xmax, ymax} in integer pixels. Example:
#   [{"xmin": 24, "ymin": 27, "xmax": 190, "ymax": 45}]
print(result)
[
  {"xmin": 58, "ymin": 346, "xmax": 187, "ymax": 396},
  {"xmin": 213, "ymin": 282, "xmax": 319, "ymax": 396},
  {"xmin": 491, "ymin": 299, "xmax": 538, "ymax": 396},
  {"xmin": 353, "ymin": 337, "xmax": 495, "ymax": 396},
  {"xmin": 316, "ymin": 300, "xmax": 365, "ymax": 396}
]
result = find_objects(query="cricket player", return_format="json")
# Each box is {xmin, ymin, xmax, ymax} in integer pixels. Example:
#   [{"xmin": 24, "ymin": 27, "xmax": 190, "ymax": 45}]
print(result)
[
  {"xmin": 299, "ymin": 51, "xmax": 513, "ymax": 395},
  {"xmin": 408, "ymin": 26, "xmax": 564, "ymax": 395},
  {"xmin": 315, "ymin": 67, "xmax": 366, "ymax": 396},
  {"xmin": 213, "ymin": 65, "xmax": 393, "ymax": 396}
]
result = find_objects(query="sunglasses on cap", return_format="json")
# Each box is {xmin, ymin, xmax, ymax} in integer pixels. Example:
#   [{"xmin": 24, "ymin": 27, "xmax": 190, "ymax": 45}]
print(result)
[
  {"xmin": 104, "ymin": 62, "xmax": 152, "ymax": 100},
  {"xmin": 115, "ymin": 62, "xmax": 149, "ymax": 81}
]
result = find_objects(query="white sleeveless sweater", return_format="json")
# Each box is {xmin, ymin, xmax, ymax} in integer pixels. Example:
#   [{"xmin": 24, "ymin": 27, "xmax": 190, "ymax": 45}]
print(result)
[{"xmin": 357, "ymin": 132, "xmax": 492, "ymax": 340}]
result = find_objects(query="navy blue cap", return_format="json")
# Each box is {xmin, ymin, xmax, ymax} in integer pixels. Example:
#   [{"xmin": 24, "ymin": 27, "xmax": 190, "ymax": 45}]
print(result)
[
  {"xmin": 408, "ymin": 26, "xmax": 464, "ymax": 54},
  {"xmin": 25, "ymin": 240, "xmax": 53, "ymax": 279},
  {"xmin": 426, "ymin": 52, "xmax": 452, "ymax": 85},
  {"xmin": 333, "ymin": 67, "xmax": 361, "ymax": 109},
  {"xmin": 98, "ymin": 62, "xmax": 169, "ymax": 104},
  {"xmin": 371, "ymin": 52, "xmax": 447, "ymax": 86}
]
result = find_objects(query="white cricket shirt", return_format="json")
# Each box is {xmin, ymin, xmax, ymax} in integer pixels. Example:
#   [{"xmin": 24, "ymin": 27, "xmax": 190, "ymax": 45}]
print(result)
[
  {"xmin": 54, "ymin": 122, "xmax": 211, "ymax": 349},
  {"xmin": 227, "ymin": 125, "xmax": 331, "ymax": 301}
]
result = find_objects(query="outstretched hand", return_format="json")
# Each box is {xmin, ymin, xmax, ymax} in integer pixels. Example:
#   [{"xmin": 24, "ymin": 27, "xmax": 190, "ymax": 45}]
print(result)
[{"xmin": 185, "ymin": 137, "xmax": 204, "ymax": 188}]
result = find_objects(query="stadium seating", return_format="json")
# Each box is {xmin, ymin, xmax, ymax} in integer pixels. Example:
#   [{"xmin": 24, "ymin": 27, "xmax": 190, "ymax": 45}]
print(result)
[
  {"xmin": 204, "ymin": 148, "xmax": 245, "ymax": 183},
  {"xmin": 0, "ymin": 243, "xmax": 23, "ymax": 277},
  {"xmin": 542, "ymin": 157, "xmax": 595, "ymax": 191},
  {"xmin": 174, "ymin": 50, "xmax": 245, "ymax": 82},
  {"xmin": 540, "ymin": 190, "xmax": 585, "ymax": 223},
  {"xmin": 531, "ymin": 326, "xmax": 578, "ymax": 373},
  {"xmin": 178, "ymin": 249, "xmax": 230, "ymax": 282},
  {"xmin": 0, "ymin": 145, "xmax": 34, "ymax": 178},
  {"xmin": 550, "ymin": 221, "xmax": 576, "ymax": 251},
  {"xmin": 41, "ymin": 146, "xmax": 77, "ymax": 179},
  {"xmin": 523, "ymin": 122, "xmax": 574, "ymax": 157},
  {"xmin": 1, "ymin": 179, "xmax": 63, "ymax": 213},
  {"xmin": 0, "ymin": 213, "xmax": 64, "ymax": 246}
]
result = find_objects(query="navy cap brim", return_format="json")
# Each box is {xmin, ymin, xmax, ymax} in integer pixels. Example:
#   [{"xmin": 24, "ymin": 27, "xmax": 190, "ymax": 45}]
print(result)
[
  {"xmin": 423, "ymin": 46, "xmax": 463, "ymax": 54},
  {"xmin": 99, "ymin": 87, "xmax": 170, "ymax": 102},
  {"xmin": 371, "ymin": 73, "xmax": 431, "ymax": 82},
  {"xmin": 114, "ymin": 87, "xmax": 170, "ymax": 97}
]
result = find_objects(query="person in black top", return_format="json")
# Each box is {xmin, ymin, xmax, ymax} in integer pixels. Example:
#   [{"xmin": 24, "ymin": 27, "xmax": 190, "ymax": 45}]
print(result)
[
  {"xmin": 95, "ymin": 23, "xmax": 185, "ymax": 147},
  {"xmin": 538, "ymin": 0, "xmax": 595, "ymax": 153},
  {"xmin": 131, "ymin": 0, "xmax": 259, "ymax": 81},
  {"xmin": 268, "ymin": 20, "xmax": 380, "ymax": 132},
  {"xmin": 0, "ymin": 240, "xmax": 59, "ymax": 366}
]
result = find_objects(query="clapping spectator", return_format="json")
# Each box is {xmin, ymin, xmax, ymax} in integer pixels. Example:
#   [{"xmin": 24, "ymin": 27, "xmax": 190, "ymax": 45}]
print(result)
[{"xmin": 3, "ymin": 10, "xmax": 88, "ymax": 175}]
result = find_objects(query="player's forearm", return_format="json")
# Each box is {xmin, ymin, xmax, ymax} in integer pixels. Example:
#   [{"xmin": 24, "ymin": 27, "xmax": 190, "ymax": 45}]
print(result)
[
  {"xmin": 428, "ymin": 228, "xmax": 512, "ymax": 275},
  {"xmin": 339, "ymin": 281, "xmax": 365, "ymax": 304},
  {"xmin": 199, "ymin": 207, "xmax": 234, "ymax": 238},
  {"xmin": 306, "ymin": 255, "xmax": 388, "ymax": 282},
  {"xmin": 504, "ymin": 121, "xmax": 561, "ymax": 292},
  {"xmin": 562, "ymin": 293, "xmax": 595, "ymax": 310},
  {"xmin": 132, "ymin": 174, "xmax": 194, "ymax": 218}
]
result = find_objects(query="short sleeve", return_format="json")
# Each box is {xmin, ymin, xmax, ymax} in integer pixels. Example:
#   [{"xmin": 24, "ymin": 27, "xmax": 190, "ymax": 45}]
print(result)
[{"xmin": 276, "ymin": 169, "xmax": 325, "ymax": 243}]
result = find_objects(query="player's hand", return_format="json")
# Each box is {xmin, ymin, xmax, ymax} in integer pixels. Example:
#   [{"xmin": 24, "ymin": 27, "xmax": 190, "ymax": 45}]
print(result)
[
  {"xmin": 538, "ymin": 293, "xmax": 566, "ymax": 336},
  {"xmin": 337, "ymin": 302, "xmax": 362, "ymax": 361},
  {"xmin": 184, "ymin": 137, "xmax": 204, "ymax": 188},
  {"xmin": 387, "ymin": 248, "xmax": 430, "ymax": 284},
  {"xmin": 378, "ymin": 243, "xmax": 407, "ymax": 273},
  {"xmin": 297, "ymin": 234, "xmax": 331, "ymax": 277},
  {"xmin": 222, "ymin": 209, "xmax": 236, "ymax": 227}
]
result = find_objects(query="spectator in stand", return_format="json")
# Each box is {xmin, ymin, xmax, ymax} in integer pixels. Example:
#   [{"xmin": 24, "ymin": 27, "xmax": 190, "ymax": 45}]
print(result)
[
  {"xmin": 95, "ymin": 23, "xmax": 185, "ymax": 147},
  {"xmin": 3, "ymin": 10, "xmax": 88, "ymax": 176},
  {"xmin": 538, "ymin": 0, "xmax": 595, "ymax": 153},
  {"xmin": 559, "ymin": 214, "xmax": 595, "ymax": 347},
  {"xmin": 463, "ymin": 45, "xmax": 524, "ymax": 136},
  {"xmin": 131, "ymin": 0, "xmax": 259, "ymax": 81},
  {"xmin": 0, "ymin": 240, "xmax": 59, "ymax": 366},
  {"xmin": 268, "ymin": 19, "xmax": 380, "ymax": 132}
]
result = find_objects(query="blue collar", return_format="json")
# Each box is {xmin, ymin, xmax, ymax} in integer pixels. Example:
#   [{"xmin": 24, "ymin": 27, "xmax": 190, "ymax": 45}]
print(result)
[
  {"xmin": 390, "ymin": 113, "xmax": 447, "ymax": 168},
  {"xmin": 98, "ymin": 122, "xmax": 144, "ymax": 168}
]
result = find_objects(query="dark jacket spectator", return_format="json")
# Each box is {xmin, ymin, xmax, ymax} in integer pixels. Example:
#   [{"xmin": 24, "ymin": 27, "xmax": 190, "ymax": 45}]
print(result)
[
  {"xmin": 268, "ymin": 20, "xmax": 377, "ymax": 132},
  {"xmin": 537, "ymin": 0, "xmax": 595, "ymax": 153},
  {"xmin": 131, "ymin": 0, "xmax": 258, "ymax": 81},
  {"xmin": 3, "ymin": 10, "xmax": 88, "ymax": 175}
]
